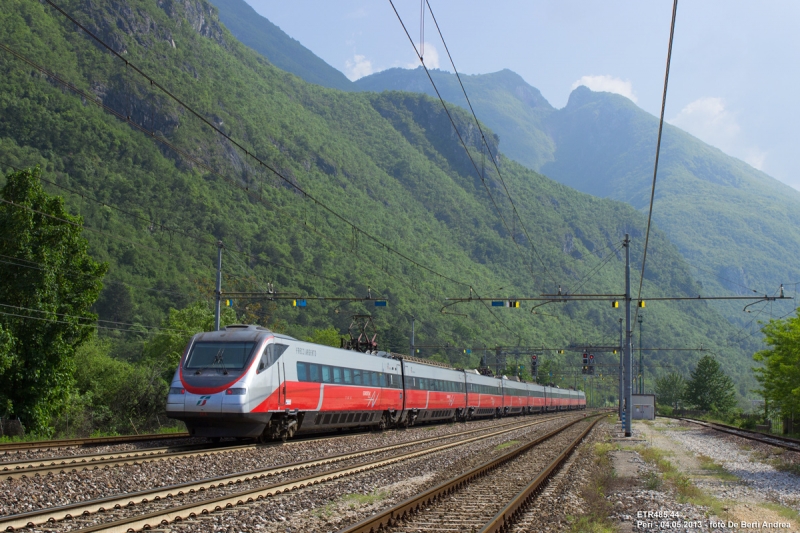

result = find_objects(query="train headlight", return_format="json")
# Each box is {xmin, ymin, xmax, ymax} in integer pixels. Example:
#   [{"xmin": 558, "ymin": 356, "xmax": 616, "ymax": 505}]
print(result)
[
  {"xmin": 226, "ymin": 388, "xmax": 247, "ymax": 395},
  {"xmin": 169, "ymin": 387, "xmax": 185, "ymax": 394}
]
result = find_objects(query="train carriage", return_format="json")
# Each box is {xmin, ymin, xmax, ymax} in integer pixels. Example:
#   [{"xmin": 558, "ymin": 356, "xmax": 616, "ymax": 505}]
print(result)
[
  {"xmin": 464, "ymin": 370, "xmax": 504, "ymax": 419},
  {"xmin": 402, "ymin": 361, "xmax": 467, "ymax": 424},
  {"xmin": 166, "ymin": 325, "xmax": 587, "ymax": 441},
  {"xmin": 502, "ymin": 377, "xmax": 529, "ymax": 415}
]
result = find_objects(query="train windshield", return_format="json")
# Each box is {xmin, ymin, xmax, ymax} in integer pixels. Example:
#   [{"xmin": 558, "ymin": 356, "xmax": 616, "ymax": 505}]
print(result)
[{"xmin": 184, "ymin": 342, "xmax": 256, "ymax": 371}]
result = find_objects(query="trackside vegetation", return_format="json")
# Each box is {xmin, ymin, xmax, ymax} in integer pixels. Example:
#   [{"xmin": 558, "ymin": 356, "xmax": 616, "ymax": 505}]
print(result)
[{"xmin": 0, "ymin": 0, "xmax": 775, "ymax": 435}]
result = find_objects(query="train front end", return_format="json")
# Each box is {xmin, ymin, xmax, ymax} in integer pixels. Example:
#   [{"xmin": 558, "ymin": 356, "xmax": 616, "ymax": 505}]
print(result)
[{"xmin": 165, "ymin": 325, "xmax": 276, "ymax": 439}]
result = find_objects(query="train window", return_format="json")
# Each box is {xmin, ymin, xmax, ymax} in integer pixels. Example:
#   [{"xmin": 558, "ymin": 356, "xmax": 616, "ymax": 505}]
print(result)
[
  {"xmin": 333, "ymin": 367, "xmax": 343, "ymax": 384},
  {"xmin": 343, "ymin": 368, "xmax": 353, "ymax": 384},
  {"xmin": 321, "ymin": 366, "xmax": 332, "ymax": 383},
  {"xmin": 257, "ymin": 343, "xmax": 289, "ymax": 373},
  {"xmin": 296, "ymin": 362, "xmax": 308, "ymax": 382},
  {"xmin": 352, "ymin": 369, "xmax": 362, "ymax": 385},
  {"xmin": 309, "ymin": 363, "xmax": 320, "ymax": 383},
  {"xmin": 186, "ymin": 341, "xmax": 256, "ymax": 372},
  {"xmin": 370, "ymin": 372, "xmax": 379, "ymax": 387}
]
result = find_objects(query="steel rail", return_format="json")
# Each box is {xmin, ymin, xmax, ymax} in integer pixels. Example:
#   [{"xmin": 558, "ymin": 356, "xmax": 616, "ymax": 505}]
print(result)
[
  {"xmin": 479, "ymin": 416, "xmax": 603, "ymax": 533},
  {"xmin": 337, "ymin": 413, "xmax": 603, "ymax": 533},
  {"xmin": 674, "ymin": 417, "xmax": 800, "ymax": 452},
  {"xmin": 0, "ymin": 442, "xmax": 214, "ymax": 475},
  {"xmin": 0, "ymin": 441, "xmax": 255, "ymax": 481},
  {"xmin": 0, "ymin": 433, "xmax": 190, "ymax": 453},
  {"xmin": 0, "ymin": 414, "xmax": 559, "ymax": 481},
  {"xmin": 0, "ymin": 415, "xmax": 564, "ymax": 531},
  {"xmin": 64, "ymin": 415, "xmax": 581, "ymax": 533}
]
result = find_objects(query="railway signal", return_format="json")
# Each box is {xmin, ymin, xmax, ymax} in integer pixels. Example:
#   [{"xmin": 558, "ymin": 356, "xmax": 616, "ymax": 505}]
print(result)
[
  {"xmin": 531, "ymin": 354, "xmax": 538, "ymax": 377},
  {"xmin": 491, "ymin": 300, "xmax": 520, "ymax": 307}
]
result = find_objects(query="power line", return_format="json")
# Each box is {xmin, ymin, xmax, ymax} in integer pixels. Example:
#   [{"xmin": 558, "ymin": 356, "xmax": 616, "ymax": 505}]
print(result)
[
  {"xmin": 0, "ymin": 303, "xmax": 169, "ymax": 330},
  {"xmin": 5, "ymin": 6, "xmax": 524, "ymax": 345},
  {"xmin": 0, "ymin": 252, "xmax": 193, "ymax": 298},
  {"xmin": 0, "ymin": 197, "xmax": 177, "ymax": 257},
  {"xmin": 38, "ymin": 0, "xmax": 472, "ymax": 292},
  {"xmin": 36, "ymin": 175, "xmax": 216, "ymax": 248},
  {"xmin": 0, "ymin": 43, "xmax": 482, "ymax": 338},
  {"xmin": 636, "ymin": 0, "xmax": 679, "ymax": 323},
  {"xmin": 387, "ymin": 0, "xmax": 545, "ymax": 288},
  {"xmin": 422, "ymin": 0, "xmax": 559, "ymax": 288}
]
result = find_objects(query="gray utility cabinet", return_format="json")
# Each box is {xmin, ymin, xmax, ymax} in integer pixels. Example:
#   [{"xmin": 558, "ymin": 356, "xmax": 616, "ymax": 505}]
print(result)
[{"xmin": 632, "ymin": 394, "xmax": 656, "ymax": 420}]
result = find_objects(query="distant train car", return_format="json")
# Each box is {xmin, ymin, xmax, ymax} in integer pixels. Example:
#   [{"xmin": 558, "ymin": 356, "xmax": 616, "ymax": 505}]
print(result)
[{"xmin": 166, "ymin": 325, "xmax": 586, "ymax": 441}]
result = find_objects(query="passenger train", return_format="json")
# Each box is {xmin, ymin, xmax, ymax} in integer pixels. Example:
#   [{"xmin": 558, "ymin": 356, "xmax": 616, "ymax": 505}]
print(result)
[{"xmin": 166, "ymin": 325, "xmax": 586, "ymax": 441}]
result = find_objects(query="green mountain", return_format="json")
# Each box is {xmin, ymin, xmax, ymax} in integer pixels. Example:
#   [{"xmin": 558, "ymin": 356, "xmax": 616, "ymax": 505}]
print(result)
[
  {"xmin": 354, "ymin": 69, "xmax": 800, "ymax": 326},
  {"xmin": 0, "ymin": 0, "xmax": 758, "ymax": 401},
  {"xmin": 207, "ymin": 0, "xmax": 354, "ymax": 92}
]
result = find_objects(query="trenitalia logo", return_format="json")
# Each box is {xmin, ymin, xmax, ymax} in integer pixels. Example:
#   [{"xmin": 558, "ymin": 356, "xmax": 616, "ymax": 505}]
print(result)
[{"xmin": 197, "ymin": 395, "xmax": 212, "ymax": 406}]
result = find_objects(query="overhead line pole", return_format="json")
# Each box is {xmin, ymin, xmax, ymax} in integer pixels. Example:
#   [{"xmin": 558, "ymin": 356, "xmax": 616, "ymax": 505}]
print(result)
[
  {"xmin": 624, "ymin": 234, "xmax": 633, "ymax": 437},
  {"xmin": 619, "ymin": 317, "xmax": 623, "ymax": 420},
  {"xmin": 215, "ymin": 241, "xmax": 222, "ymax": 331}
]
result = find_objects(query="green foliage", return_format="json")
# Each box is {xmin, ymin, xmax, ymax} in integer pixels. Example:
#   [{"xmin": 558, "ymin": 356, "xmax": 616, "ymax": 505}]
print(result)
[
  {"xmin": 358, "ymin": 69, "xmax": 800, "ymax": 342},
  {"xmin": 55, "ymin": 336, "xmax": 170, "ymax": 435},
  {"xmin": 683, "ymin": 355, "xmax": 737, "ymax": 413},
  {"xmin": 303, "ymin": 326, "xmax": 342, "ymax": 347},
  {"xmin": 0, "ymin": 167, "xmax": 106, "ymax": 434},
  {"xmin": 655, "ymin": 372, "xmax": 686, "ymax": 410},
  {"xmin": 0, "ymin": 0, "xmax": 760, "ymax": 413},
  {"xmin": 143, "ymin": 302, "xmax": 237, "ymax": 374},
  {"xmin": 753, "ymin": 311, "xmax": 800, "ymax": 416}
]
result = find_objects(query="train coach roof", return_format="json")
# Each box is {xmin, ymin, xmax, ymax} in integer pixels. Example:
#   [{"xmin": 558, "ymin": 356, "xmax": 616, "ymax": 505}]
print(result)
[{"xmin": 192, "ymin": 324, "xmax": 297, "ymax": 342}]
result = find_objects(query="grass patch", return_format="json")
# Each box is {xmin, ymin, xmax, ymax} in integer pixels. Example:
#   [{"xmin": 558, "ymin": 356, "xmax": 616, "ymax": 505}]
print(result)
[
  {"xmin": 770, "ymin": 458, "xmax": 800, "ymax": 476},
  {"xmin": 761, "ymin": 502, "xmax": 800, "ymax": 523},
  {"xmin": 632, "ymin": 443, "xmax": 735, "ymax": 519},
  {"xmin": 697, "ymin": 455, "xmax": 739, "ymax": 481},
  {"xmin": 495, "ymin": 440, "xmax": 520, "ymax": 451},
  {"xmin": 654, "ymin": 425, "xmax": 692, "ymax": 432},
  {"xmin": 568, "ymin": 516, "xmax": 617, "ymax": 533},
  {"xmin": 314, "ymin": 490, "xmax": 389, "ymax": 517},
  {"xmin": 643, "ymin": 471, "xmax": 663, "ymax": 490},
  {"xmin": 566, "ymin": 438, "xmax": 616, "ymax": 532}
]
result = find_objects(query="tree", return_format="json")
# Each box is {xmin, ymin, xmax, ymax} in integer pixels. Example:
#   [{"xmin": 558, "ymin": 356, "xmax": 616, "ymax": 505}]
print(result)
[
  {"xmin": 0, "ymin": 167, "xmax": 107, "ymax": 434},
  {"xmin": 305, "ymin": 327, "xmax": 342, "ymax": 347},
  {"xmin": 142, "ymin": 301, "xmax": 237, "ymax": 376},
  {"xmin": 753, "ymin": 311, "xmax": 800, "ymax": 416},
  {"xmin": 683, "ymin": 355, "xmax": 737, "ymax": 413},
  {"xmin": 655, "ymin": 372, "xmax": 686, "ymax": 410}
]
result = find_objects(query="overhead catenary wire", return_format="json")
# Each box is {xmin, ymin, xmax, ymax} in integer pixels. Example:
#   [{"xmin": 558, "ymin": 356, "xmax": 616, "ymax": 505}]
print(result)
[
  {"xmin": 388, "ymin": 0, "xmax": 546, "ymax": 288},
  {"xmin": 30, "ymin": 168, "xmax": 348, "ymax": 287},
  {"xmin": 37, "ymin": 0, "xmax": 472, "ymax": 292},
  {"xmin": 635, "ymin": 0, "xmax": 679, "ymax": 324},
  {"xmin": 422, "ymin": 0, "xmax": 559, "ymax": 287},
  {"xmin": 1, "ymin": 37, "xmax": 497, "ymax": 342},
  {"xmin": 5, "ymin": 3, "xmax": 528, "ymax": 344},
  {"xmin": 0, "ymin": 197, "xmax": 178, "ymax": 257},
  {"xmin": 0, "ymin": 303, "xmax": 193, "ymax": 333}
]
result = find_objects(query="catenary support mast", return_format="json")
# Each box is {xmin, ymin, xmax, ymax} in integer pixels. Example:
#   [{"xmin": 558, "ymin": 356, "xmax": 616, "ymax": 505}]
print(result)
[
  {"xmin": 624, "ymin": 234, "xmax": 633, "ymax": 437},
  {"xmin": 215, "ymin": 241, "xmax": 222, "ymax": 331}
]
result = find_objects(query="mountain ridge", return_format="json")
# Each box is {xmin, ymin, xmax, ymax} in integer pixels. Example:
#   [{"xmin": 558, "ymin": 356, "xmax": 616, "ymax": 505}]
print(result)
[
  {"xmin": 353, "ymin": 68, "xmax": 800, "ymax": 324},
  {"xmin": 0, "ymin": 0, "xmax": 761, "ymax": 400}
]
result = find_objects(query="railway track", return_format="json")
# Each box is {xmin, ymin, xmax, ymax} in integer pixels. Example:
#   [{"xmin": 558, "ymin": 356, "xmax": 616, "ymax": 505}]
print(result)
[
  {"xmin": 0, "ymin": 413, "xmax": 570, "ymax": 481},
  {"xmin": 1, "ymin": 413, "xmax": 578, "ymax": 532},
  {"xmin": 674, "ymin": 417, "xmax": 800, "ymax": 453},
  {"xmin": 340, "ymin": 413, "xmax": 603, "ymax": 533},
  {"xmin": 0, "ymin": 433, "xmax": 190, "ymax": 454}
]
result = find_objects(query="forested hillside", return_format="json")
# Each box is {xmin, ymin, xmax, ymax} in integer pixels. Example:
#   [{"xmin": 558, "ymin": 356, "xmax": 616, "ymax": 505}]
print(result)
[
  {"xmin": 0, "ymin": 0, "xmax": 760, "ymax": 422},
  {"xmin": 207, "ymin": 0, "xmax": 354, "ymax": 92},
  {"xmin": 355, "ymin": 68, "xmax": 800, "ymax": 327}
]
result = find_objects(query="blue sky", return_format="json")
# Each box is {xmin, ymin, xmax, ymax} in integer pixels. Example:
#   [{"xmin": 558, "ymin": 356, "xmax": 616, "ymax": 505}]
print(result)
[{"xmin": 245, "ymin": 1, "xmax": 800, "ymax": 191}]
